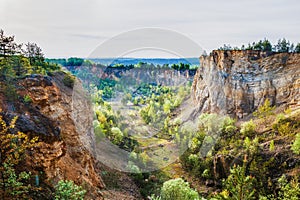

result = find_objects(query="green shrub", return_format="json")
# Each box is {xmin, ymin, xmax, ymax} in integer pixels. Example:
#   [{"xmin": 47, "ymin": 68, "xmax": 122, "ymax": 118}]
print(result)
[
  {"xmin": 221, "ymin": 117, "xmax": 237, "ymax": 136},
  {"xmin": 259, "ymin": 175, "xmax": 300, "ymax": 200},
  {"xmin": 62, "ymin": 73, "xmax": 75, "ymax": 88},
  {"xmin": 277, "ymin": 175, "xmax": 300, "ymax": 200},
  {"xmin": 1, "ymin": 163, "xmax": 31, "ymax": 199},
  {"xmin": 23, "ymin": 94, "xmax": 32, "ymax": 103},
  {"xmin": 277, "ymin": 122, "xmax": 292, "ymax": 136},
  {"xmin": 110, "ymin": 127, "xmax": 123, "ymax": 144},
  {"xmin": 54, "ymin": 180, "xmax": 86, "ymax": 200},
  {"xmin": 160, "ymin": 178, "xmax": 200, "ymax": 200},
  {"xmin": 253, "ymin": 99, "xmax": 275, "ymax": 119},
  {"xmin": 244, "ymin": 137, "xmax": 259, "ymax": 155},
  {"xmin": 240, "ymin": 120, "xmax": 256, "ymax": 137},
  {"xmin": 216, "ymin": 165, "xmax": 257, "ymax": 200},
  {"xmin": 291, "ymin": 133, "xmax": 300, "ymax": 155}
]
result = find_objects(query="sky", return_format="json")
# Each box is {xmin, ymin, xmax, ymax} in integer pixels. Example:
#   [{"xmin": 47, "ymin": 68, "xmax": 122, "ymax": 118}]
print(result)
[{"xmin": 1, "ymin": 0, "xmax": 299, "ymax": 58}]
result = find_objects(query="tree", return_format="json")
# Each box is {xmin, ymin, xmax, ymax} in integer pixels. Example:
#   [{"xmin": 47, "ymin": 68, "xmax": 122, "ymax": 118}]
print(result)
[
  {"xmin": 217, "ymin": 165, "xmax": 257, "ymax": 200},
  {"xmin": 0, "ymin": 29, "xmax": 21, "ymax": 57},
  {"xmin": 66, "ymin": 57, "xmax": 84, "ymax": 66},
  {"xmin": 11, "ymin": 56, "xmax": 33, "ymax": 76},
  {"xmin": 0, "ymin": 110, "xmax": 39, "ymax": 199},
  {"xmin": 24, "ymin": 42, "xmax": 44, "ymax": 66},
  {"xmin": 160, "ymin": 178, "xmax": 200, "ymax": 200},
  {"xmin": 275, "ymin": 38, "xmax": 291, "ymax": 53},
  {"xmin": 294, "ymin": 43, "xmax": 300, "ymax": 53},
  {"xmin": 219, "ymin": 44, "xmax": 233, "ymax": 50}
]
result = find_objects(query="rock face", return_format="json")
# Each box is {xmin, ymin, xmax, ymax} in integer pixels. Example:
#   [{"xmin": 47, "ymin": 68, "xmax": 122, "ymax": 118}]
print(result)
[
  {"xmin": 1, "ymin": 72, "xmax": 104, "ymax": 199},
  {"xmin": 192, "ymin": 50, "xmax": 300, "ymax": 118}
]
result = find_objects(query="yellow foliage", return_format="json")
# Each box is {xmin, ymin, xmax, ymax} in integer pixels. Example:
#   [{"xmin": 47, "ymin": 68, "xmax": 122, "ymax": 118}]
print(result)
[{"xmin": 0, "ymin": 110, "xmax": 39, "ymax": 166}]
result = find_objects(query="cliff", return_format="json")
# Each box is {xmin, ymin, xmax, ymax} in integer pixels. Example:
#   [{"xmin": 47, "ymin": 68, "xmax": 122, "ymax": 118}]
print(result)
[
  {"xmin": 0, "ymin": 72, "xmax": 104, "ymax": 199},
  {"xmin": 192, "ymin": 50, "xmax": 300, "ymax": 118}
]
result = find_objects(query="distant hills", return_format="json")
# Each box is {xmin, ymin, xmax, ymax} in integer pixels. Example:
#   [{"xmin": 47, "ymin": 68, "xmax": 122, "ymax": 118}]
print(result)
[{"xmin": 89, "ymin": 57, "xmax": 200, "ymax": 66}]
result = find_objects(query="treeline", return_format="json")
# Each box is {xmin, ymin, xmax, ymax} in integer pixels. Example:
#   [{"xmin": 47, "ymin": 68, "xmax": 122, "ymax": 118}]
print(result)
[
  {"xmin": 45, "ymin": 57, "xmax": 86, "ymax": 67},
  {"xmin": 219, "ymin": 38, "xmax": 300, "ymax": 53},
  {"xmin": 47, "ymin": 58, "xmax": 198, "ymax": 72},
  {"xmin": 0, "ymin": 29, "xmax": 60, "ymax": 79}
]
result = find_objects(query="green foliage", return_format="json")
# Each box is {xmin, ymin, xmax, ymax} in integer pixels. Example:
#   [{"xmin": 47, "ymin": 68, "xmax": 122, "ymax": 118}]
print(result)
[
  {"xmin": 54, "ymin": 180, "xmax": 86, "ymax": 200},
  {"xmin": 171, "ymin": 63, "xmax": 190, "ymax": 71},
  {"xmin": 216, "ymin": 165, "xmax": 257, "ymax": 200},
  {"xmin": 96, "ymin": 79, "xmax": 117, "ymax": 99},
  {"xmin": 218, "ymin": 38, "xmax": 300, "ymax": 53},
  {"xmin": 23, "ymin": 94, "xmax": 32, "ymax": 103},
  {"xmin": 240, "ymin": 120, "xmax": 256, "ymax": 137},
  {"xmin": 1, "ymin": 163, "xmax": 31, "ymax": 199},
  {"xmin": 244, "ymin": 137, "xmax": 259, "ymax": 156},
  {"xmin": 269, "ymin": 140, "xmax": 275, "ymax": 151},
  {"xmin": 66, "ymin": 57, "xmax": 84, "ymax": 66},
  {"xmin": 0, "ymin": 29, "xmax": 60, "ymax": 78},
  {"xmin": 139, "ymin": 85, "xmax": 188, "ymax": 126},
  {"xmin": 160, "ymin": 178, "xmax": 200, "ymax": 200},
  {"xmin": 3, "ymin": 83, "xmax": 18, "ymax": 102},
  {"xmin": 221, "ymin": 117, "xmax": 237, "ymax": 136},
  {"xmin": 295, "ymin": 43, "xmax": 300, "ymax": 53},
  {"xmin": 179, "ymin": 114, "xmax": 236, "ymax": 179},
  {"xmin": 259, "ymin": 175, "xmax": 300, "ymax": 200},
  {"xmin": 62, "ymin": 73, "xmax": 76, "ymax": 88},
  {"xmin": 149, "ymin": 194, "xmax": 162, "ymax": 200},
  {"xmin": 273, "ymin": 113, "xmax": 297, "ymax": 136},
  {"xmin": 247, "ymin": 39, "xmax": 272, "ymax": 51},
  {"xmin": 291, "ymin": 133, "xmax": 300, "ymax": 154},
  {"xmin": 277, "ymin": 122, "xmax": 292, "ymax": 136},
  {"xmin": 275, "ymin": 39, "xmax": 292, "ymax": 53},
  {"xmin": 94, "ymin": 103, "xmax": 137, "ymax": 150},
  {"xmin": 110, "ymin": 127, "xmax": 124, "ymax": 144},
  {"xmin": 277, "ymin": 175, "xmax": 300, "ymax": 200},
  {"xmin": 253, "ymin": 99, "xmax": 275, "ymax": 120},
  {"xmin": 0, "ymin": 111, "xmax": 39, "ymax": 199}
]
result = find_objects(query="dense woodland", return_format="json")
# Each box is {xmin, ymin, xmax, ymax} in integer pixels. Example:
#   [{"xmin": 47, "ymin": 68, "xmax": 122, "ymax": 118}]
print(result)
[{"xmin": 0, "ymin": 29, "xmax": 300, "ymax": 199}]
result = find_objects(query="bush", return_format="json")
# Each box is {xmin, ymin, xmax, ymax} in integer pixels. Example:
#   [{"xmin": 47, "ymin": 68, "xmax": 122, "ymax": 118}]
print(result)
[
  {"xmin": 253, "ymin": 99, "xmax": 275, "ymax": 120},
  {"xmin": 62, "ymin": 73, "xmax": 75, "ymax": 88},
  {"xmin": 1, "ymin": 163, "xmax": 31, "ymax": 199},
  {"xmin": 54, "ymin": 180, "xmax": 86, "ymax": 200},
  {"xmin": 216, "ymin": 165, "xmax": 257, "ymax": 200},
  {"xmin": 259, "ymin": 175, "xmax": 300, "ymax": 200},
  {"xmin": 240, "ymin": 120, "xmax": 256, "ymax": 137},
  {"xmin": 160, "ymin": 178, "xmax": 200, "ymax": 200},
  {"xmin": 291, "ymin": 133, "xmax": 300, "ymax": 155},
  {"xmin": 110, "ymin": 127, "xmax": 123, "ymax": 144},
  {"xmin": 277, "ymin": 122, "xmax": 292, "ymax": 136},
  {"xmin": 277, "ymin": 175, "xmax": 300, "ymax": 200}
]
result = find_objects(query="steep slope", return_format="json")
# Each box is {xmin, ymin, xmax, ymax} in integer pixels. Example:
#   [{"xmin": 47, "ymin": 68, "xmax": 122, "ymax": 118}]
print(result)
[
  {"xmin": 0, "ymin": 72, "xmax": 104, "ymax": 199},
  {"xmin": 192, "ymin": 50, "xmax": 300, "ymax": 118}
]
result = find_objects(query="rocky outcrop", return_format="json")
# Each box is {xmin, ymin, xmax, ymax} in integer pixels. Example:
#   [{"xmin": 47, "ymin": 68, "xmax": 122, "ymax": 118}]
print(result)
[
  {"xmin": 192, "ymin": 50, "xmax": 300, "ymax": 118},
  {"xmin": 1, "ymin": 72, "xmax": 104, "ymax": 199}
]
